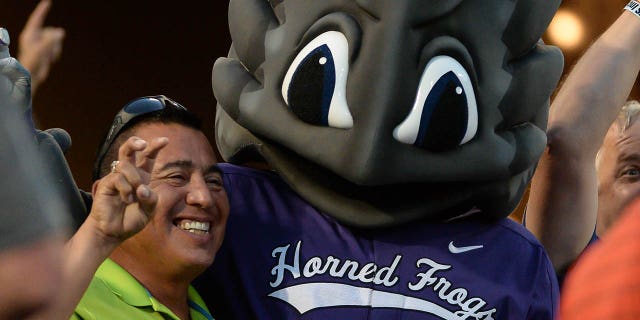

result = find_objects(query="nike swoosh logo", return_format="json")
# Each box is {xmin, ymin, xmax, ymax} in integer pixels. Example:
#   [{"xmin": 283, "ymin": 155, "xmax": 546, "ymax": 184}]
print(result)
[{"xmin": 448, "ymin": 241, "xmax": 483, "ymax": 254}]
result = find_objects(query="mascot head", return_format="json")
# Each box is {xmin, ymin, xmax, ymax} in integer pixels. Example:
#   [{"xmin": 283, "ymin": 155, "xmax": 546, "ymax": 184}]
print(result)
[{"xmin": 214, "ymin": 0, "xmax": 563, "ymax": 227}]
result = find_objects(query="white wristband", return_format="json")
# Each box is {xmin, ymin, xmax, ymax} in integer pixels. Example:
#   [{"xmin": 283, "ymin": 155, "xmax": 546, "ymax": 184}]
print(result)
[{"xmin": 625, "ymin": 0, "xmax": 640, "ymax": 18}]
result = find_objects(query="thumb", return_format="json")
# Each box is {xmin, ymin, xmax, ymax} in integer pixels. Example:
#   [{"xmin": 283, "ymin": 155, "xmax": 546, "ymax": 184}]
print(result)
[
  {"xmin": 40, "ymin": 28, "xmax": 65, "ymax": 57},
  {"xmin": 136, "ymin": 184, "xmax": 157, "ymax": 218}
]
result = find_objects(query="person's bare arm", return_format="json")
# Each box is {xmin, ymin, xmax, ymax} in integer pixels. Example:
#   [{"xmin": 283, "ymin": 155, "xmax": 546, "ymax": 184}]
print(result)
[
  {"xmin": 0, "ymin": 236, "xmax": 65, "ymax": 319},
  {"xmin": 26, "ymin": 136, "xmax": 168, "ymax": 320},
  {"xmin": 527, "ymin": 10, "xmax": 640, "ymax": 271}
]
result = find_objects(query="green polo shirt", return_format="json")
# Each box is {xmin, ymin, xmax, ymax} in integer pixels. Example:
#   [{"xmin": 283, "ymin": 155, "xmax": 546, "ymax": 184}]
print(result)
[{"xmin": 71, "ymin": 258, "xmax": 213, "ymax": 320}]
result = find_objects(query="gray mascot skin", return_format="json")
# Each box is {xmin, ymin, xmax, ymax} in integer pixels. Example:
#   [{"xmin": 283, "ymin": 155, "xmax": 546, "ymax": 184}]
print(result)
[
  {"xmin": 214, "ymin": 0, "xmax": 563, "ymax": 227},
  {"xmin": 202, "ymin": 1, "xmax": 564, "ymax": 318},
  {"xmin": 1, "ymin": 29, "xmax": 85, "ymax": 232},
  {"xmin": 0, "ymin": 30, "xmax": 69, "ymax": 252}
]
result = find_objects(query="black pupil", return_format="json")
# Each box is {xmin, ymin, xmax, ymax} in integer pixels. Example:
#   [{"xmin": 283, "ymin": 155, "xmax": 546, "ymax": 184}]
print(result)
[
  {"xmin": 415, "ymin": 71, "xmax": 469, "ymax": 151},
  {"xmin": 287, "ymin": 45, "xmax": 335, "ymax": 126}
]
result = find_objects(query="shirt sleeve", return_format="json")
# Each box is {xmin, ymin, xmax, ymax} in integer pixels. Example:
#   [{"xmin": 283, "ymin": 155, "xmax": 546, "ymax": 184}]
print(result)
[{"xmin": 527, "ymin": 246, "xmax": 560, "ymax": 319}]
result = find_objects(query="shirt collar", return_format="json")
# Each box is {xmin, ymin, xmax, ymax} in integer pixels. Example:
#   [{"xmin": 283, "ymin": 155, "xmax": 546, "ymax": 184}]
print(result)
[{"xmin": 95, "ymin": 258, "xmax": 213, "ymax": 320}]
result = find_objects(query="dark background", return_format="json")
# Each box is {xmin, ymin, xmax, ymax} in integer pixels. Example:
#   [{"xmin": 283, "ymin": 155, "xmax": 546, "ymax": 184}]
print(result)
[
  {"xmin": 2, "ymin": 1, "xmax": 231, "ymax": 190},
  {"xmin": 1, "ymin": 0, "xmax": 635, "ymax": 191}
]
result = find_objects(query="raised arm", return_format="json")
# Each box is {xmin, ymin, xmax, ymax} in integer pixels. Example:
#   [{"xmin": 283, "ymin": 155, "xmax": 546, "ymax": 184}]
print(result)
[
  {"xmin": 17, "ymin": 0, "xmax": 65, "ymax": 95},
  {"xmin": 526, "ymin": 6, "xmax": 640, "ymax": 272},
  {"xmin": 31, "ymin": 135, "xmax": 169, "ymax": 320}
]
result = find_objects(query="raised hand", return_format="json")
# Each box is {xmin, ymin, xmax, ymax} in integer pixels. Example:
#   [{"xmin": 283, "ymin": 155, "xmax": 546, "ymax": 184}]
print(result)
[
  {"xmin": 89, "ymin": 136, "xmax": 169, "ymax": 243},
  {"xmin": 18, "ymin": 0, "xmax": 65, "ymax": 94}
]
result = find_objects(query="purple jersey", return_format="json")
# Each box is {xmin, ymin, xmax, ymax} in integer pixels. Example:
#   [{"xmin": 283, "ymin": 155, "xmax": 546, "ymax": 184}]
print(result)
[{"xmin": 195, "ymin": 164, "xmax": 558, "ymax": 319}]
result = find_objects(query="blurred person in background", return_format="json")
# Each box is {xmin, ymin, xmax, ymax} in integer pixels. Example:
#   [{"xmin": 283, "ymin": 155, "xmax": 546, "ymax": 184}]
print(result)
[{"xmin": 526, "ymin": 3, "xmax": 640, "ymax": 282}]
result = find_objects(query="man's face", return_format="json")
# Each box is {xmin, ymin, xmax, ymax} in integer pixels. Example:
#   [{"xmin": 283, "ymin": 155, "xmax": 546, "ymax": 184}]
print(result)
[
  {"xmin": 597, "ymin": 120, "xmax": 640, "ymax": 236},
  {"xmin": 120, "ymin": 122, "xmax": 229, "ymax": 278}
]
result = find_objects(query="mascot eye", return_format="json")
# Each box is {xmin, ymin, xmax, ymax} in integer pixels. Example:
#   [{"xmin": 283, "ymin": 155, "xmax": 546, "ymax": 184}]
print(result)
[
  {"xmin": 282, "ymin": 31, "xmax": 353, "ymax": 128},
  {"xmin": 393, "ymin": 56, "xmax": 478, "ymax": 151}
]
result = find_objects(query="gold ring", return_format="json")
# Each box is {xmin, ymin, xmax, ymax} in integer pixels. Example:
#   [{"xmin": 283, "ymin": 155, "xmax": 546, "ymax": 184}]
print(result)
[{"xmin": 110, "ymin": 160, "xmax": 120, "ymax": 174}]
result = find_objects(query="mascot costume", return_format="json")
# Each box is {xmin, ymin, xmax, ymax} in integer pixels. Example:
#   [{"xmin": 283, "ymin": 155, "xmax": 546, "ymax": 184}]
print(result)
[
  {"xmin": 0, "ymin": 30, "xmax": 75, "ymax": 247},
  {"xmin": 195, "ymin": 0, "xmax": 564, "ymax": 319}
]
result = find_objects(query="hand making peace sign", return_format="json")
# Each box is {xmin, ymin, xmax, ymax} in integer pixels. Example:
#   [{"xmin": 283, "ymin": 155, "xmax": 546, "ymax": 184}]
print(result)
[{"xmin": 89, "ymin": 135, "xmax": 169, "ymax": 244}]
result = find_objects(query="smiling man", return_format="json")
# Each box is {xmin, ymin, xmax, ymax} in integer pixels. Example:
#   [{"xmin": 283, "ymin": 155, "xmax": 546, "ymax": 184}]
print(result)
[{"xmin": 72, "ymin": 96, "xmax": 229, "ymax": 320}]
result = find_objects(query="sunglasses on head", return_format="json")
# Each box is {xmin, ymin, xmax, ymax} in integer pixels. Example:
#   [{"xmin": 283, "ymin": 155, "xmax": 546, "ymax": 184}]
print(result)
[{"xmin": 93, "ymin": 95, "xmax": 187, "ymax": 180}]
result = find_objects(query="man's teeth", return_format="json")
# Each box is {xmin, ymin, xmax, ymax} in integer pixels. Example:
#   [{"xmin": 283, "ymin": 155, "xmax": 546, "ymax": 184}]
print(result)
[{"xmin": 178, "ymin": 220, "xmax": 210, "ymax": 235}]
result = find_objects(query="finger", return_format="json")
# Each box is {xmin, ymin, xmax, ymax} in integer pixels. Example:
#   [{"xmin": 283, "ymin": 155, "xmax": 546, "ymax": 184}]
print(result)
[
  {"xmin": 96, "ymin": 171, "xmax": 132, "ymax": 199},
  {"xmin": 49, "ymin": 29, "xmax": 65, "ymax": 61},
  {"xmin": 229, "ymin": 0, "xmax": 278, "ymax": 74},
  {"xmin": 136, "ymin": 184, "xmax": 157, "ymax": 216},
  {"xmin": 113, "ymin": 173, "xmax": 135, "ymax": 204},
  {"xmin": 41, "ymin": 27, "xmax": 65, "ymax": 60},
  {"xmin": 136, "ymin": 137, "xmax": 168, "ymax": 172},
  {"xmin": 212, "ymin": 57, "xmax": 261, "ymax": 120},
  {"xmin": 119, "ymin": 136, "xmax": 147, "ymax": 166},
  {"xmin": 120, "ymin": 185, "xmax": 156, "ymax": 234},
  {"xmin": 24, "ymin": 0, "xmax": 52, "ymax": 34},
  {"xmin": 112, "ymin": 159, "xmax": 142, "ymax": 191},
  {"xmin": 33, "ymin": 61, "xmax": 50, "ymax": 85}
]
